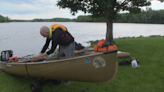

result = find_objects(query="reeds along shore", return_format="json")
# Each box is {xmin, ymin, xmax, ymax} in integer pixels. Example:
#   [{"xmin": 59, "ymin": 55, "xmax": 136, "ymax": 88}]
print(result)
[
  {"xmin": 115, "ymin": 35, "xmax": 163, "ymax": 39},
  {"xmin": 87, "ymin": 35, "xmax": 163, "ymax": 44}
]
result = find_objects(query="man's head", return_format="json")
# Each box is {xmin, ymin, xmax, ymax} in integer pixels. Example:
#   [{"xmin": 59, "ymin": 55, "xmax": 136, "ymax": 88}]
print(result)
[{"xmin": 40, "ymin": 26, "xmax": 49, "ymax": 38}]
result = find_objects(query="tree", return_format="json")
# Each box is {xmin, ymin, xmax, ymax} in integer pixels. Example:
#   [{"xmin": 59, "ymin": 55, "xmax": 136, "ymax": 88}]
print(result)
[
  {"xmin": 5, "ymin": 16, "xmax": 10, "ymax": 22},
  {"xmin": 57, "ymin": 0, "xmax": 151, "ymax": 43},
  {"xmin": 0, "ymin": 15, "xmax": 5, "ymax": 22}
]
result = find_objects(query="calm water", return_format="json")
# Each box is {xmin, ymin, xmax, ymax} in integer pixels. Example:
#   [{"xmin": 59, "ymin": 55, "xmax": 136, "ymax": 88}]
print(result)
[{"xmin": 0, "ymin": 22, "xmax": 164, "ymax": 57}]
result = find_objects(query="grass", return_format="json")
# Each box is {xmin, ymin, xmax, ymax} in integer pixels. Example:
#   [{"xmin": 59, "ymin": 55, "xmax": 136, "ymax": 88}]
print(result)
[{"xmin": 0, "ymin": 37, "xmax": 164, "ymax": 92}]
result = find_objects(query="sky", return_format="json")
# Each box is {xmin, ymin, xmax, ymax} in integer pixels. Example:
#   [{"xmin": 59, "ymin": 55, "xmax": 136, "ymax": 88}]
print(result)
[{"xmin": 0, "ymin": 0, "xmax": 164, "ymax": 20}]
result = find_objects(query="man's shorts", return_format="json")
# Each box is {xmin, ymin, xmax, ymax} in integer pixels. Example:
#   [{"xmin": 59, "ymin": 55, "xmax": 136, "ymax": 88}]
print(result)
[{"xmin": 56, "ymin": 41, "xmax": 75, "ymax": 58}]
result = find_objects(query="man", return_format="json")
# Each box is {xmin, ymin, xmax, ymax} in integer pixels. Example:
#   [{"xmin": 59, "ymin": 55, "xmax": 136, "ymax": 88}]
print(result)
[
  {"xmin": 33, "ymin": 24, "xmax": 74, "ymax": 85},
  {"xmin": 33, "ymin": 24, "xmax": 75, "ymax": 60}
]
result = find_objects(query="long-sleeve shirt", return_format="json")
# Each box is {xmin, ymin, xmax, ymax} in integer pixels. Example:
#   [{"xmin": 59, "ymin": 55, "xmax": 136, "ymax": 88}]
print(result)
[{"xmin": 41, "ymin": 28, "xmax": 74, "ymax": 55}]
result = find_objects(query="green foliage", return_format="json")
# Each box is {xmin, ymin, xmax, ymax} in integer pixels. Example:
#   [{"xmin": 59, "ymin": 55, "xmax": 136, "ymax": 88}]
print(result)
[
  {"xmin": 0, "ymin": 15, "xmax": 10, "ymax": 22},
  {"xmin": 0, "ymin": 15, "xmax": 5, "ymax": 22},
  {"xmin": 2, "ymin": 9, "xmax": 164, "ymax": 24},
  {"xmin": 1, "ymin": 37, "xmax": 164, "ymax": 92},
  {"xmin": 10, "ymin": 18, "xmax": 72, "ymax": 22},
  {"xmin": 115, "ymin": 9, "xmax": 164, "ymax": 24},
  {"xmin": 57, "ymin": 0, "xmax": 151, "ymax": 43},
  {"xmin": 75, "ymin": 15, "xmax": 105, "ymax": 22},
  {"xmin": 31, "ymin": 18, "xmax": 72, "ymax": 22},
  {"xmin": 74, "ymin": 9, "xmax": 164, "ymax": 24},
  {"xmin": 11, "ymin": 20, "xmax": 31, "ymax": 22},
  {"xmin": 57, "ymin": 0, "xmax": 151, "ymax": 21}
]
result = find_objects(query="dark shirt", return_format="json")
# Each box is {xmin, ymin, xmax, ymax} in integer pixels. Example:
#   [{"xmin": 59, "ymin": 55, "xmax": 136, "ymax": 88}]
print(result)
[{"xmin": 41, "ymin": 28, "xmax": 74, "ymax": 55}]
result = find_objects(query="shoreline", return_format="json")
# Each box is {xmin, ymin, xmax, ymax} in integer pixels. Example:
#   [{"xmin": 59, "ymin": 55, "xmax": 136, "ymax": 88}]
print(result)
[
  {"xmin": 114, "ymin": 35, "xmax": 163, "ymax": 39},
  {"xmin": 86, "ymin": 35, "xmax": 164, "ymax": 44}
]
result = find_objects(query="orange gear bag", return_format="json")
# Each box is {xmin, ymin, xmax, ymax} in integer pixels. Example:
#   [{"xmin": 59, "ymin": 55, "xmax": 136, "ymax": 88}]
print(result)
[
  {"xmin": 94, "ymin": 40, "xmax": 117, "ymax": 52},
  {"xmin": 97, "ymin": 40, "xmax": 105, "ymax": 48},
  {"xmin": 9, "ymin": 56, "xmax": 18, "ymax": 62}
]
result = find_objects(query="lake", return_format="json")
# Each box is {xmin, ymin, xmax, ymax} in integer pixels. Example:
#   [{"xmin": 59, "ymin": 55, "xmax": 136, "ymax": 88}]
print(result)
[{"xmin": 0, "ymin": 22, "xmax": 164, "ymax": 57}]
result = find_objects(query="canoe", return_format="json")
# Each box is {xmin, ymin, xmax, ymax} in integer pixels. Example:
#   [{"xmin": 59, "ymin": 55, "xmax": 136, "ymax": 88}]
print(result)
[{"xmin": 0, "ymin": 50, "xmax": 118, "ymax": 83}]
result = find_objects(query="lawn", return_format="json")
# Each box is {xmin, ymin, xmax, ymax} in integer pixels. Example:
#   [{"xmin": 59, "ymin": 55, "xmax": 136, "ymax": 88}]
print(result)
[{"xmin": 0, "ymin": 37, "xmax": 164, "ymax": 92}]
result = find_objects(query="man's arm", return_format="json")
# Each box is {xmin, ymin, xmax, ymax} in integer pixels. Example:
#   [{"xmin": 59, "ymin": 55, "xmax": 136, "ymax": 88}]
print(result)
[
  {"xmin": 33, "ymin": 38, "xmax": 50, "ymax": 61},
  {"xmin": 33, "ymin": 29, "xmax": 63, "ymax": 61},
  {"xmin": 33, "ymin": 52, "xmax": 48, "ymax": 61},
  {"xmin": 46, "ymin": 29, "xmax": 63, "ymax": 55},
  {"xmin": 41, "ymin": 38, "xmax": 51, "ymax": 53}
]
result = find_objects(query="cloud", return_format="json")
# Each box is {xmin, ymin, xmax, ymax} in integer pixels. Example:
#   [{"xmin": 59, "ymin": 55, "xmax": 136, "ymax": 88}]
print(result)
[
  {"xmin": 0, "ymin": 3, "xmax": 41, "ymax": 14},
  {"xmin": 0, "ymin": 0, "xmax": 87, "ymax": 19},
  {"xmin": 2, "ymin": 12, "xmax": 78, "ymax": 20},
  {"xmin": 0, "ymin": 0, "xmax": 87, "ymax": 20},
  {"xmin": 0, "ymin": 1, "xmax": 57, "ymax": 15},
  {"xmin": 0, "ymin": 0, "xmax": 42, "ymax": 4},
  {"xmin": 1, "ymin": 0, "xmax": 163, "ymax": 20},
  {"xmin": 151, "ymin": 1, "xmax": 164, "ymax": 10}
]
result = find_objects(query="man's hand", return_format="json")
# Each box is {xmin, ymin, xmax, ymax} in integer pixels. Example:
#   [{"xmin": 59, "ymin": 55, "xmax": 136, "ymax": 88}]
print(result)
[
  {"xmin": 33, "ymin": 53, "xmax": 48, "ymax": 61},
  {"xmin": 33, "ymin": 55, "xmax": 42, "ymax": 61}
]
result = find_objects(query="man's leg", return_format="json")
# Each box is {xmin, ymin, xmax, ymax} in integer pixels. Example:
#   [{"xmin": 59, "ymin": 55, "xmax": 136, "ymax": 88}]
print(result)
[
  {"xmin": 64, "ymin": 41, "xmax": 75, "ymax": 57},
  {"xmin": 56, "ymin": 46, "xmax": 65, "ymax": 58},
  {"xmin": 62, "ymin": 41, "xmax": 75, "ymax": 85}
]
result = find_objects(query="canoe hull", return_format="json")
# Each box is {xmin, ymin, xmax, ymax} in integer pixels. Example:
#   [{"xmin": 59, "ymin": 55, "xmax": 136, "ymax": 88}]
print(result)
[
  {"xmin": 0, "ymin": 64, "xmax": 28, "ymax": 76},
  {"xmin": 0, "ymin": 50, "xmax": 117, "ymax": 83}
]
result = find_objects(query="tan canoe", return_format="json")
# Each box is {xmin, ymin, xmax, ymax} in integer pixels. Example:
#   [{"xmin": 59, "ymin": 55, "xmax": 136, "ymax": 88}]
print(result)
[{"xmin": 0, "ymin": 50, "xmax": 118, "ymax": 83}]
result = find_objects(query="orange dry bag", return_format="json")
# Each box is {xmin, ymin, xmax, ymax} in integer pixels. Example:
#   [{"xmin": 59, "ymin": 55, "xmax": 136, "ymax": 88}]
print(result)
[
  {"xmin": 9, "ymin": 56, "xmax": 18, "ymax": 62},
  {"xmin": 97, "ymin": 40, "xmax": 105, "ymax": 48},
  {"xmin": 94, "ymin": 45, "xmax": 117, "ymax": 52},
  {"xmin": 94, "ymin": 40, "xmax": 117, "ymax": 52}
]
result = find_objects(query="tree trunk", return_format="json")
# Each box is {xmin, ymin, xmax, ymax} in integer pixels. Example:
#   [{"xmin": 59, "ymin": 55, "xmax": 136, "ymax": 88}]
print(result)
[{"xmin": 106, "ymin": 20, "xmax": 114, "ymax": 43}]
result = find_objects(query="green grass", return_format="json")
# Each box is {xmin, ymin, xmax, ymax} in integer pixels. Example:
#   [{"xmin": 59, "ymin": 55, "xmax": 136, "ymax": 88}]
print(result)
[{"xmin": 0, "ymin": 37, "xmax": 164, "ymax": 92}]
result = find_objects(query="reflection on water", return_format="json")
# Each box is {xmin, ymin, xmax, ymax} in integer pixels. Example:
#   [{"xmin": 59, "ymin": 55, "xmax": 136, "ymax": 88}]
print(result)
[{"xmin": 0, "ymin": 22, "xmax": 164, "ymax": 57}]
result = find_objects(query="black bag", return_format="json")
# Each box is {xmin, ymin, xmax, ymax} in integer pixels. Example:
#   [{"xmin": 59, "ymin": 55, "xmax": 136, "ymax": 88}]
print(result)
[
  {"xmin": 1, "ymin": 50, "xmax": 13, "ymax": 61},
  {"xmin": 118, "ymin": 60, "xmax": 131, "ymax": 66},
  {"xmin": 118, "ymin": 57, "xmax": 139, "ymax": 66},
  {"xmin": 75, "ymin": 42, "xmax": 84, "ymax": 50}
]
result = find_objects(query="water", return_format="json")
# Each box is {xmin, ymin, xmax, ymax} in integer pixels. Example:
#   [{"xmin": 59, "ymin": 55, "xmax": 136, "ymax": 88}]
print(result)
[{"xmin": 0, "ymin": 22, "xmax": 164, "ymax": 57}]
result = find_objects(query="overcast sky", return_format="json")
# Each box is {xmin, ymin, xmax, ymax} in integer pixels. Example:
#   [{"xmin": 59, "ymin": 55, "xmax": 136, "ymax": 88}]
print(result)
[{"xmin": 0, "ymin": 0, "xmax": 164, "ymax": 20}]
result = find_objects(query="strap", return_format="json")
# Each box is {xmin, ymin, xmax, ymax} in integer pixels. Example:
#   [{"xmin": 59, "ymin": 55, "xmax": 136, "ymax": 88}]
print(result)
[{"xmin": 49, "ymin": 27, "xmax": 52, "ymax": 38}]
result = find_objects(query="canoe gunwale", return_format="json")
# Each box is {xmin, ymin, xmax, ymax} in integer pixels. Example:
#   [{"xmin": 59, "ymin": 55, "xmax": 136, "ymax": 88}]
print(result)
[
  {"xmin": 103, "ymin": 50, "xmax": 117, "ymax": 54},
  {"xmin": 0, "ymin": 50, "xmax": 117, "ymax": 65}
]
